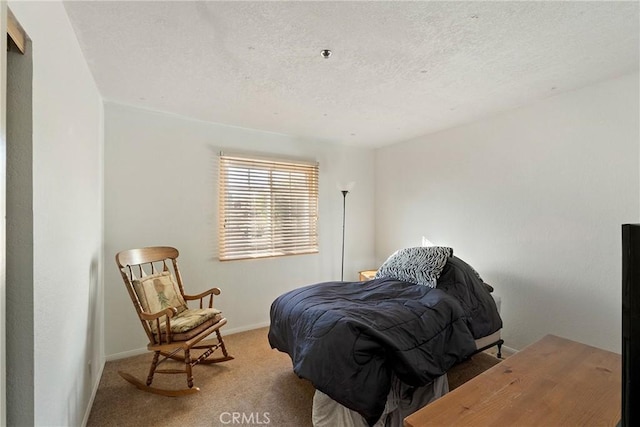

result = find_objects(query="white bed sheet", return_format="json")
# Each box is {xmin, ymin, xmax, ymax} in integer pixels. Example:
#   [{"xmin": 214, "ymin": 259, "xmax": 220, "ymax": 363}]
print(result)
[{"xmin": 312, "ymin": 374, "xmax": 448, "ymax": 427}]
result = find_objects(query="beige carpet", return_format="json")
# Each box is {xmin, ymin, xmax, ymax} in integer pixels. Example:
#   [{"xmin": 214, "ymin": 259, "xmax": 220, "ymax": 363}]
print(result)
[
  {"xmin": 87, "ymin": 327, "xmax": 501, "ymax": 426},
  {"xmin": 447, "ymin": 351, "xmax": 502, "ymax": 390}
]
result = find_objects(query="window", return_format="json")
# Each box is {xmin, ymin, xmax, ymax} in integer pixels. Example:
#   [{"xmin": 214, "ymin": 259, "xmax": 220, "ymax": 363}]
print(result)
[{"xmin": 218, "ymin": 154, "xmax": 319, "ymax": 261}]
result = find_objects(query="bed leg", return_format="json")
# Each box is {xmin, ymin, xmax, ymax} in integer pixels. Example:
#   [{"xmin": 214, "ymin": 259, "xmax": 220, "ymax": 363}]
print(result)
[{"xmin": 496, "ymin": 339, "xmax": 504, "ymax": 359}]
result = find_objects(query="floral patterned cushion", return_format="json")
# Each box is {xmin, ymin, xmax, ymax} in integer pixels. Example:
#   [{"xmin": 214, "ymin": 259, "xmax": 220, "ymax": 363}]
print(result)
[
  {"xmin": 168, "ymin": 308, "xmax": 222, "ymax": 333},
  {"xmin": 133, "ymin": 271, "xmax": 187, "ymax": 315},
  {"xmin": 153, "ymin": 308, "xmax": 223, "ymax": 340}
]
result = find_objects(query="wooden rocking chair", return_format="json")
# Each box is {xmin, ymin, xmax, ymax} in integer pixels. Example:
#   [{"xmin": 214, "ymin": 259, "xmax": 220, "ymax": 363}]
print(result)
[{"xmin": 115, "ymin": 246, "xmax": 233, "ymax": 396}]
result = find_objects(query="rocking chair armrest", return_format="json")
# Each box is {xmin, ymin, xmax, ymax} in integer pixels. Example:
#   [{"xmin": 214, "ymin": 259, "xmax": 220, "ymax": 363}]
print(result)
[
  {"xmin": 139, "ymin": 307, "xmax": 178, "ymax": 344},
  {"xmin": 139, "ymin": 307, "xmax": 178, "ymax": 322},
  {"xmin": 184, "ymin": 287, "xmax": 221, "ymax": 300},
  {"xmin": 183, "ymin": 287, "xmax": 221, "ymax": 309}
]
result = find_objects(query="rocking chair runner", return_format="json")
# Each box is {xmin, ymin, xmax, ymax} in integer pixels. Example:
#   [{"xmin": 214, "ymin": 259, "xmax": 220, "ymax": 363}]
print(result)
[{"xmin": 116, "ymin": 246, "xmax": 233, "ymax": 396}]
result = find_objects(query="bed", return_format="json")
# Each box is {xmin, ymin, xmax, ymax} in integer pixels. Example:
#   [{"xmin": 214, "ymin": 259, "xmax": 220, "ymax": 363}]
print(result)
[{"xmin": 268, "ymin": 248, "xmax": 503, "ymax": 426}]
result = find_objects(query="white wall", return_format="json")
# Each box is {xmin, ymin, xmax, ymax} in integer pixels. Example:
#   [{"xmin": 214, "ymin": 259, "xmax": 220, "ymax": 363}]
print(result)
[
  {"xmin": 104, "ymin": 102, "xmax": 375, "ymax": 357},
  {"xmin": 375, "ymin": 73, "xmax": 639, "ymax": 352},
  {"xmin": 8, "ymin": 2, "xmax": 104, "ymax": 426}
]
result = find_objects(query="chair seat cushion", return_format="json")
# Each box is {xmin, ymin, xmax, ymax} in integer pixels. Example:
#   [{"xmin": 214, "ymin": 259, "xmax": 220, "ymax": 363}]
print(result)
[{"xmin": 160, "ymin": 308, "xmax": 223, "ymax": 341}]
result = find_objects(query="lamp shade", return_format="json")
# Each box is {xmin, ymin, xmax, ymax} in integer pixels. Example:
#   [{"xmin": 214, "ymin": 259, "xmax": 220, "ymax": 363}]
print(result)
[{"xmin": 337, "ymin": 181, "xmax": 356, "ymax": 192}]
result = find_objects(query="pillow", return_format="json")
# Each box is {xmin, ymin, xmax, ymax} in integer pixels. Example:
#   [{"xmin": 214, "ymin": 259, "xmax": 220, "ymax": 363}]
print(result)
[
  {"xmin": 133, "ymin": 271, "xmax": 188, "ymax": 315},
  {"xmin": 375, "ymin": 246, "xmax": 453, "ymax": 287}
]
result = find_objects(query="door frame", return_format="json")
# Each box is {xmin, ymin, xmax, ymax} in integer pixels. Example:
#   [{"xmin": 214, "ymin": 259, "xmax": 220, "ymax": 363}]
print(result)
[{"xmin": 0, "ymin": 1, "xmax": 9, "ymax": 425}]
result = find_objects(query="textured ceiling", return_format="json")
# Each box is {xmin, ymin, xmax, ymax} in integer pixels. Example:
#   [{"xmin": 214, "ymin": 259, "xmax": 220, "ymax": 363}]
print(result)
[{"xmin": 64, "ymin": 1, "xmax": 639, "ymax": 147}]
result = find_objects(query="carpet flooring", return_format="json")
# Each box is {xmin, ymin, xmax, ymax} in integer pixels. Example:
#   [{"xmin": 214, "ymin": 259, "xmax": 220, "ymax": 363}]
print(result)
[{"xmin": 87, "ymin": 327, "xmax": 501, "ymax": 426}]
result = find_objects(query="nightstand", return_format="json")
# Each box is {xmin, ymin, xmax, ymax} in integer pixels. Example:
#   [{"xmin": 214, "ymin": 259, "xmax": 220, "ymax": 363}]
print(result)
[{"xmin": 358, "ymin": 270, "xmax": 377, "ymax": 281}]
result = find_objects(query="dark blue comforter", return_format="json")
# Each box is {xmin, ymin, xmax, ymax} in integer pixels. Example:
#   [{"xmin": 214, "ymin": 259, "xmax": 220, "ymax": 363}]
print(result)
[{"xmin": 268, "ymin": 257, "xmax": 502, "ymax": 425}]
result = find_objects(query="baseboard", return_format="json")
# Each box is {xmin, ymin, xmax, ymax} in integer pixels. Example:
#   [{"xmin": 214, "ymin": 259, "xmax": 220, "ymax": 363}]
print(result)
[
  {"xmin": 81, "ymin": 356, "xmax": 105, "ymax": 427},
  {"xmin": 106, "ymin": 347, "xmax": 148, "ymax": 361},
  {"xmin": 224, "ymin": 321, "xmax": 270, "ymax": 336},
  {"xmin": 502, "ymin": 344, "xmax": 518, "ymax": 355}
]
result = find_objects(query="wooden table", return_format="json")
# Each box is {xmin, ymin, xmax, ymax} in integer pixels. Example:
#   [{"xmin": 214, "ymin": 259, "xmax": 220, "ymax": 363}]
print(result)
[{"xmin": 404, "ymin": 334, "xmax": 621, "ymax": 426}]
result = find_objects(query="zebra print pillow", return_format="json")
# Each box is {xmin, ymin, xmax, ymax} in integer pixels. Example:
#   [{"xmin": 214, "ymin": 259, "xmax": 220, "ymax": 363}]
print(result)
[{"xmin": 375, "ymin": 246, "xmax": 453, "ymax": 288}]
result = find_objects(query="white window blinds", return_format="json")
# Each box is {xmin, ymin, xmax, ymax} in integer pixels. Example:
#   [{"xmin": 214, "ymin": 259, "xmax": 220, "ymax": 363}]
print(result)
[{"xmin": 218, "ymin": 154, "xmax": 319, "ymax": 261}]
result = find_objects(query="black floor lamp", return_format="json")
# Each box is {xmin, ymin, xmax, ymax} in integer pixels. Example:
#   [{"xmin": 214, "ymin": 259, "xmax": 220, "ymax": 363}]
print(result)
[{"xmin": 341, "ymin": 189, "xmax": 348, "ymax": 281}]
